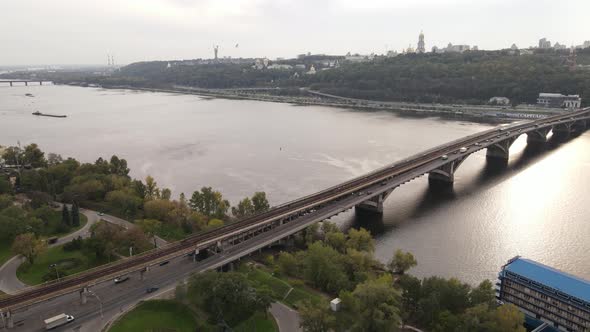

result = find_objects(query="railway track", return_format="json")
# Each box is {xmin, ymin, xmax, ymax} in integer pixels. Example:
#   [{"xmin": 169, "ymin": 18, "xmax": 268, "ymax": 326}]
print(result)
[{"xmin": 1, "ymin": 108, "xmax": 589, "ymax": 311}]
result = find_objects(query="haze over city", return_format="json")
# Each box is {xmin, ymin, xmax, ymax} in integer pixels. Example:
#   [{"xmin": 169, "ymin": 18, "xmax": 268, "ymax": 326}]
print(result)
[{"xmin": 1, "ymin": 0, "xmax": 590, "ymax": 65}]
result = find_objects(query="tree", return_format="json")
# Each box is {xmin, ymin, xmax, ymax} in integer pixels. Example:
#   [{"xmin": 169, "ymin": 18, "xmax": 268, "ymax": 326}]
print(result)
[
  {"xmin": 303, "ymin": 242, "xmax": 349, "ymax": 293},
  {"xmin": 492, "ymin": 304, "xmax": 525, "ymax": 332},
  {"xmin": 143, "ymin": 199, "xmax": 176, "ymax": 221},
  {"xmin": 277, "ymin": 251, "xmax": 299, "ymax": 277},
  {"xmin": 321, "ymin": 221, "xmax": 340, "ymax": 235},
  {"xmin": 23, "ymin": 143, "xmax": 47, "ymax": 168},
  {"xmin": 251, "ymin": 191, "xmax": 270, "ymax": 213},
  {"xmin": 71, "ymin": 201, "xmax": 80, "ymax": 227},
  {"xmin": 0, "ymin": 176, "xmax": 10, "ymax": 194},
  {"xmin": 340, "ymin": 275, "xmax": 401, "ymax": 332},
  {"xmin": 388, "ymin": 249, "xmax": 417, "ymax": 275},
  {"xmin": 346, "ymin": 228, "xmax": 374, "ymax": 253},
  {"xmin": 470, "ymin": 280, "xmax": 495, "ymax": 307},
  {"xmin": 46, "ymin": 153, "xmax": 63, "ymax": 166},
  {"xmin": 232, "ymin": 197, "xmax": 254, "ymax": 219},
  {"xmin": 109, "ymin": 155, "xmax": 129, "ymax": 176},
  {"xmin": 189, "ymin": 187, "xmax": 229, "ymax": 219},
  {"xmin": 61, "ymin": 204, "xmax": 71, "ymax": 228},
  {"xmin": 187, "ymin": 271, "xmax": 272, "ymax": 325},
  {"xmin": 160, "ymin": 188, "xmax": 172, "ymax": 200},
  {"xmin": 299, "ymin": 300, "xmax": 335, "ymax": 332},
  {"xmin": 136, "ymin": 219, "xmax": 162, "ymax": 247},
  {"xmin": 105, "ymin": 189, "xmax": 143, "ymax": 218},
  {"xmin": 145, "ymin": 175, "xmax": 160, "ymax": 200},
  {"xmin": 12, "ymin": 233, "xmax": 46, "ymax": 265},
  {"xmin": 325, "ymin": 231, "xmax": 347, "ymax": 253},
  {"xmin": 207, "ymin": 218, "xmax": 224, "ymax": 229}
]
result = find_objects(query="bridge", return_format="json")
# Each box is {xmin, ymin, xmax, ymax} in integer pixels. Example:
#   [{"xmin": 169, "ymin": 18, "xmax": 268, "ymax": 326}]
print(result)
[
  {"xmin": 0, "ymin": 80, "xmax": 52, "ymax": 87},
  {"xmin": 0, "ymin": 107, "xmax": 589, "ymax": 328}
]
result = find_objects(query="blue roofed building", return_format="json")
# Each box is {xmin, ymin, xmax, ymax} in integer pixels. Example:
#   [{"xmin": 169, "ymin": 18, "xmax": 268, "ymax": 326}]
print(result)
[{"xmin": 497, "ymin": 256, "xmax": 590, "ymax": 331}]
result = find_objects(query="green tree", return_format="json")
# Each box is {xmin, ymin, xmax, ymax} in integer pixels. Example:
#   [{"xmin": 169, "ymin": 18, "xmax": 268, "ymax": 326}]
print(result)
[
  {"xmin": 187, "ymin": 271, "xmax": 272, "ymax": 325},
  {"xmin": 325, "ymin": 231, "xmax": 347, "ymax": 253},
  {"xmin": 298, "ymin": 300, "xmax": 335, "ymax": 332},
  {"xmin": 61, "ymin": 204, "xmax": 71, "ymax": 228},
  {"xmin": 0, "ymin": 176, "xmax": 10, "ymax": 194},
  {"xmin": 232, "ymin": 197, "xmax": 254, "ymax": 218},
  {"xmin": 12, "ymin": 233, "xmax": 46, "ymax": 265},
  {"xmin": 207, "ymin": 218, "xmax": 224, "ymax": 229},
  {"xmin": 143, "ymin": 199, "xmax": 176, "ymax": 221},
  {"xmin": 109, "ymin": 155, "xmax": 130, "ymax": 176},
  {"xmin": 251, "ymin": 191, "xmax": 270, "ymax": 213},
  {"xmin": 189, "ymin": 187, "xmax": 229, "ymax": 219},
  {"xmin": 23, "ymin": 143, "xmax": 47, "ymax": 168},
  {"xmin": 277, "ymin": 251, "xmax": 299, "ymax": 277},
  {"xmin": 470, "ymin": 280, "xmax": 495, "ymax": 307},
  {"xmin": 346, "ymin": 228, "xmax": 374, "ymax": 253},
  {"xmin": 160, "ymin": 188, "xmax": 172, "ymax": 200},
  {"xmin": 136, "ymin": 219, "xmax": 162, "ymax": 247},
  {"xmin": 388, "ymin": 249, "xmax": 417, "ymax": 275},
  {"xmin": 303, "ymin": 242, "xmax": 349, "ymax": 293},
  {"xmin": 71, "ymin": 201, "xmax": 80, "ymax": 227},
  {"xmin": 340, "ymin": 275, "xmax": 401, "ymax": 332},
  {"xmin": 105, "ymin": 189, "xmax": 143, "ymax": 218},
  {"xmin": 145, "ymin": 175, "xmax": 160, "ymax": 200}
]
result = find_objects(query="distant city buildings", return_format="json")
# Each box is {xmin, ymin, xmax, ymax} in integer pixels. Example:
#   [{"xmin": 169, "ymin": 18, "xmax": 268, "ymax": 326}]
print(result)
[
  {"xmin": 496, "ymin": 256, "xmax": 590, "ymax": 331},
  {"xmin": 539, "ymin": 38, "xmax": 552, "ymax": 49},
  {"xmin": 537, "ymin": 93, "xmax": 581, "ymax": 109},
  {"xmin": 417, "ymin": 31, "xmax": 425, "ymax": 53}
]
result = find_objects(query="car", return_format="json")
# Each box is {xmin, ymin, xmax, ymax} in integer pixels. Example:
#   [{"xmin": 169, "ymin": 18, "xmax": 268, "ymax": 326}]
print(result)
[
  {"xmin": 47, "ymin": 237, "xmax": 58, "ymax": 245},
  {"xmin": 114, "ymin": 276, "xmax": 129, "ymax": 284},
  {"xmin": 535, "ymin": 124, "xmax": 540, "ymax": 128},
  {"xmin": 159, "ymin": 261, "xmax": 170, "ymax": 266},
  {"xmin": 146, "ymin": 287, "xmax": 159, "ymax": 293},
  {"xmin": 366, "ymin": 191, "xmax": 372, "ymax": 195},
  {"xmin": 498, "ymin": 128, "xmax": 504, "ymax": 132},
  {"xmin": 98, "ymin": 212, "xmax": 104, "ymax": 216},
  {"xmin": 441, "ymin": 155, "xmax": 448, "ymax": 160},
  {"xmin": 459, "ymin": 147, "xmax": 468, "ymax": 153},
  {"xmin": 474, "ymin": 142, "xmax": 480, "ymax": 146},
  {"xmin": 380, "ymin": 181, "xmax": 387, "ymax": 186}
]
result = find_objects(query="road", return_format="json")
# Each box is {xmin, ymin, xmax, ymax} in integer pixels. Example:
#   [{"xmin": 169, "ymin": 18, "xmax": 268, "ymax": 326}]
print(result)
[
  {"xmin": 0, "ymin": 209, "xmax": 168, "ymax": 296},
  {"xmin": 270, "ymin": 302, "xmax": 301, "ymax": 332}
]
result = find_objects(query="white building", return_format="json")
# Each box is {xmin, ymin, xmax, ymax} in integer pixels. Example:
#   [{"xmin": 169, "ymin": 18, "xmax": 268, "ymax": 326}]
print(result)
[
  {"xmin": 537, "ymin": 93, "xmax": 581, "ymax": 109},
  {"xmin": 489, "ymin": 97, "xmax": 510, "ymax": 105},
  {"xmin": 267, "ymin": 64, "xmax": 293, "ymax": 70},
  {"xmin": 306, "ymin": 65, "xmax": 316, "ymax": 75}
]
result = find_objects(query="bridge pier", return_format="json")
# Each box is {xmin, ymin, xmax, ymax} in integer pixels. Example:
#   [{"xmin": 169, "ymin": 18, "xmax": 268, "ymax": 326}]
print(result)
[
  {"xmin": 80, "ymin": 287, "xmax": 89, "ymax": 304},
  {"xmin": 527, "ymin": 127, "xmax": 551, "ymax": 144},
  {"xmin": 429, "ymin": 155, "xmax": 469, "ymax": 186},
  {"xmin": 486, "ymin": 137, "xmax": 516, "ymax": 161},
  {"xmin": 4, "ymin": 310, "xmax": 14, "ymax": 329},
  {"xmin": 193, "ymin": 248, "xmax": 199, "ymax": 262},
  {"xmin": 24, "ymin": 82, "xmax": 28, "ymax": 86},
  {"xmin": 140, "ymin": 266, "xmax": 150, "ymax": 280},
  {"xmin": 571, "ymin": 120, "xmax": 587, "ymax": 135},
  {"xmin": 9, "ymin": 82, "xmax": 12, "ymax": 87},
  {"xmin": 355, "ymin": 189, "xmax": 394, "ymax": 213},
  {"xmin": 552, "ymin": 123, "xmax": 571, "ymax": 139}
]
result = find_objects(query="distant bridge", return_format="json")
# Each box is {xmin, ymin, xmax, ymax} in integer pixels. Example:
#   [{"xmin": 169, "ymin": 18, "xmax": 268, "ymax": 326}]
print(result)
[
  {"xmin": 0, "ymin": 80, "xmax": 52, "ymax": 87},
  {"xmin": 1, "ymin": 107, "xmax": 589, "ymax": 329}
]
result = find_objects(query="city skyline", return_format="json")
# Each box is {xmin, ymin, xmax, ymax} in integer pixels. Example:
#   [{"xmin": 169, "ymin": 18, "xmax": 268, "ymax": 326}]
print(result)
[{"xmin": 0, "ymin": 0, "xmax": 589, "ymax": 66}]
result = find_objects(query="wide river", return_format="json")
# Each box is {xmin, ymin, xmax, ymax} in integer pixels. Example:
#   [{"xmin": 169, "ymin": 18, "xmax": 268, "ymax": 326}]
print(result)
[{"xmin": 2, "ymin": 84, "xmax": 589, "ymax": 285}]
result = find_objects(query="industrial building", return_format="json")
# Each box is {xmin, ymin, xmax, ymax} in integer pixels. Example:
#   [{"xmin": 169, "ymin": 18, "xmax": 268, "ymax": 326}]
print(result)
[
  {"xmin": 496, "ymin": 256, "xmax": 590, "ymax": 331},
  {"xmin": 537, "ymin": 93, "xmax": 582, "ymax": 109}
]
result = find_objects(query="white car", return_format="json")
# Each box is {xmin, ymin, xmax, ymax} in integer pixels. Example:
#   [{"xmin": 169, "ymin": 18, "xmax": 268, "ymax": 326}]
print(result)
[
  {"xmin": 459, "ymin": 147, "xmax": 468, "ymax": 153},
  {"xmin": 441, "ymin": 155, "xmax": 448, "ymax": 160}
]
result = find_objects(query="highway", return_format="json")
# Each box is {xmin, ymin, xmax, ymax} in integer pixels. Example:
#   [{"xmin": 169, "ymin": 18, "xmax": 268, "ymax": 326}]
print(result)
[{"xmin": 1, "ymin": 107, "xmax": 589, "ymax": 327}]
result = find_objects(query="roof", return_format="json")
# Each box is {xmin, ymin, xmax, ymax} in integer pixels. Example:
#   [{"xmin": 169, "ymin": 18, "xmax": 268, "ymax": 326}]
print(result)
[{"xmin": 504, "ymin": 257, "xmax": 590, "ymax": 304}]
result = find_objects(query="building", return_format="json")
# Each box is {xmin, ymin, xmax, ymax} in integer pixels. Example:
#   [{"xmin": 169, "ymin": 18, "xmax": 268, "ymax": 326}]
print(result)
[
  {"xmin": 442, "ymin": 43, "xmax": 470, "ymax": 53},
  {"xmin": 539, "ymin": 38, "xmax": 552, "ymax": 49},
  {"xmin": 489, "ymin": 96, "xmax": 510, "ymax": 105},
  {"xmin": 267, "ymin": 64, "xmax": 293, "ymax": 70},
  {"xmin": 537, "ymin": 93, "xmax": 582, "ymax": 109},
  {"xmin": 496, "ymin": 256, "xmax": 590, "ymax": 331},
  {"xmin": 417, "ymin": 31, "xmax": 425, "ymax": 53}
]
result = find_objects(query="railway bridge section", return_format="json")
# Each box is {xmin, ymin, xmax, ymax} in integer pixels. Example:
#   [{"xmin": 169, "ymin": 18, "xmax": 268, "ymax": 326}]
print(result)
[{"xmin": 1, "ymin": 108, "xmax": 589, "ymax": 329}]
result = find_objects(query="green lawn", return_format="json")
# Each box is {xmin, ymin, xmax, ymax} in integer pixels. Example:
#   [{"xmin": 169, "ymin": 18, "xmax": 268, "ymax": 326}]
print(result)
[
  {"xmin": 16, "ymin": 245, "xmax": 110, "ymax": 285},
  {"xmin": 233, "ymin": 311, "xmax": 278, "ymax": 332},
  {"xmin": 109, "ymin": 300, "xmax": 198, "ymax": 332},
  {"xmin": 242, "ymin": 264, "xmax": 327, "ymax": 308}
]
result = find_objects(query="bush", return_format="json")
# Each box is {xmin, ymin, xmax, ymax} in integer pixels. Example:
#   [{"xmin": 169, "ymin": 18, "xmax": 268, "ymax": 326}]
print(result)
[{"xmin": 63, "ymin": 236, "xmax": 83, "ymax": 251}]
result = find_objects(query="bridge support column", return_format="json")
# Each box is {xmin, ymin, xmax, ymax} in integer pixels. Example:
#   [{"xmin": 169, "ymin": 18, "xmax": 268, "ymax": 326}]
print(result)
[
  {"xmin": 80, "ymin": 287, "xmax": 89, "ymax": 304},
  {"xmin": 5, "ymin": 311, "xmax": 14, "ymax": 329},
  {"xmin": 552, "ymin": 123, "xmax": 571, "ymax": 139},
  {"xmin": 193, "ymin": 249, "xmax": 199, "ymax": 262},
  {"xmin": 24, "ymin": 82, "xmax": 28, "ymax": 86},
  {"xmin": 486, "ymin": 137, "xmax": 516, "ymax": 161},
  {"xmin": 140, "ymin": 266, "xmax": 150, "ymax": 280},
  {"xmin": 39, "ymin": 81, "xmax": 43, "ymax": 85},
  {"xmin": 356, "ymin": 189, "xmax": 394, "ymax": 214},
  {"xmin": 9, "ymin": 82, "xmax": 12, "ymax": 87},
  {"xmin": 527, "ymin": 127, "xmax": 551, "ymax": 144},
  {"xmin": 429, "ymin": 155, "xmax": 468, "ymax": 186}
]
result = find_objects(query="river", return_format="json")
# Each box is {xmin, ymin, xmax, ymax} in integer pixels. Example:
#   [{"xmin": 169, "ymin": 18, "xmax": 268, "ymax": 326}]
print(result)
[{"xmin": 1, "ymin": 84, "xmax": 589, "ymax": 285}]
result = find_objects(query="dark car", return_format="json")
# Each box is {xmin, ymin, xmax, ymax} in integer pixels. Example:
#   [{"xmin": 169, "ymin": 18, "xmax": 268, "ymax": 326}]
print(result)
[
  {"xmin": 146, "ymin": 287, "xmax": 159, "ymax": 293},
  {"xmin": 159, "ymin": 261, "xmax": 169, "ymax": 266},
  {"xmin": 47, "ymin": 237, "xmax": 58, "ymax": 245}
]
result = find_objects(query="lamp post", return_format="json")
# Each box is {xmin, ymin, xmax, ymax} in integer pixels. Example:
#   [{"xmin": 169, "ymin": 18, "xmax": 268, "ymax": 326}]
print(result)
[
  {"xmin": 87, "ymin": 290, "xmax": 103, "ymax": 318},
  {"xmin": 49, "ymin": 263, "xmax": 60, "ymax": 282}
]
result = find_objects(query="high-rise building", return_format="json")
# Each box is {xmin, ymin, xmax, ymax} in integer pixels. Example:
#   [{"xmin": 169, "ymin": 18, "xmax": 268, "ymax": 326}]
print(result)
[
  {"xmin": 497, "ymin": 256, "xmax": 590, "ymax": 331},
  {"xmin": 417, "ymin": 31, "xmax": 425, "ymax": 53},
  {"xmin": 539, "ymin": 38, "xmax": 552, "ymax": 49}
]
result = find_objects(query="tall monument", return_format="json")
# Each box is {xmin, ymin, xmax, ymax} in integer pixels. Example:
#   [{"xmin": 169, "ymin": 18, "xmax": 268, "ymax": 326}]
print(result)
[
  {"xmin": 417, "ymin": 31, "xmax": 425, "ymax": 53},
  {"xmin": 214, "ymin": 45, "xmax": 219, "ymax": 60}
]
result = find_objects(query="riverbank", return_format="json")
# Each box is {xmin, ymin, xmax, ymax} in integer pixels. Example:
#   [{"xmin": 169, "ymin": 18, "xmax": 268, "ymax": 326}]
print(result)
[{"xmin": 64, "ymin": 82, "xmax": 565, "ymax": 124}]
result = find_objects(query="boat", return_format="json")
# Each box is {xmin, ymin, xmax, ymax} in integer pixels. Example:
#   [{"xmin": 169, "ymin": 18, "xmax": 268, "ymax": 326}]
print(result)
[
  {"xmin": 32, "ymin": 111, "xmax": 67, "ymax": 118},
  {"xmin": 25, "ymin": 93, "xmax": 34, "ymax": 97}
]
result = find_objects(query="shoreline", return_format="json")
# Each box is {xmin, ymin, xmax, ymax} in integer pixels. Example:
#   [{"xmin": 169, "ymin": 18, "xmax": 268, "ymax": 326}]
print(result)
[{"xmin": 63, "ymin": 83, "xmax": 566, "ymax": 124}]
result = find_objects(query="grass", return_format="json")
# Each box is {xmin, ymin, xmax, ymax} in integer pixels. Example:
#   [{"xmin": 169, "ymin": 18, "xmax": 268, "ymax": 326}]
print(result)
[
  {"xmin": 109, "ymin": 300, "xmax": 198, "ymax": 332},
  {"xmin": 16, "ymin": 245, "xmax": 110, "ymax": 285},
  {"xmin": 233, "ymin": 311, "xmax": 278, "ymax": 332},
  {"xmin": 241, "ymin": 264, "xmax": 327, "ymax": 308}
]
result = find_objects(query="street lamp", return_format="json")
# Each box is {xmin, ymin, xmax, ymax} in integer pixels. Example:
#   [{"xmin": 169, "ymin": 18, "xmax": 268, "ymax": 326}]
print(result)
[
  {"xmin": 49, "ymin": 263, "xmax": 60, "ymax": 282},
  {"xmin": 87, "ymin": 290, "xmax": 103, "ymax": 318}
]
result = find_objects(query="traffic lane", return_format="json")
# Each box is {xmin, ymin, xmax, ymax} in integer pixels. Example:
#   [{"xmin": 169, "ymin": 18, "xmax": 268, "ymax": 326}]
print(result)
[
  {"xmin": 0, "ymin": 256, "xmax": 27, "ymax": 295},
  {"xmin": 270, "ymin": 302, "xmax": 301, "ymax": 332}
]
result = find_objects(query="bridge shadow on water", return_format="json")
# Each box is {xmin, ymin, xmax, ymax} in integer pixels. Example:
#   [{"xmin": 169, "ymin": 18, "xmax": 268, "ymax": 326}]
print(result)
[{"xmin": 349, "ymin": 132, "xmax": 582, "ymax": 235}]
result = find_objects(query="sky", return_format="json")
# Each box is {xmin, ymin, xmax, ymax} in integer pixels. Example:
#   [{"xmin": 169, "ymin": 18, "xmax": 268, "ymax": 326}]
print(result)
[{"xmin": 1, "ymin": 0, "xmax": 589, "ymax": 66}]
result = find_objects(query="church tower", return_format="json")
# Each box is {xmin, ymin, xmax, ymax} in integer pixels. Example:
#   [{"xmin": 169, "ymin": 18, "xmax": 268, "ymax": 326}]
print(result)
[{"xmin": 417, "ymin": 31, "xmax": 425, "ymax": 53}]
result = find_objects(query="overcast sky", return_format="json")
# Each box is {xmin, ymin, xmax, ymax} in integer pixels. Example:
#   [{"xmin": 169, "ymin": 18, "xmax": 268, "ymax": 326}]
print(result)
[{"xmin": 1, "ymin": 0, "xmax": 589, "ymax": 66}]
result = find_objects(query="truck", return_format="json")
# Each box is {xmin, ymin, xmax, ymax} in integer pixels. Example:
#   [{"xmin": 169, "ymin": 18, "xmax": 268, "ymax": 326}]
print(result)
[{"xmin": 44, "ymin": 313, "xmax": 74, "ymax": 330}]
